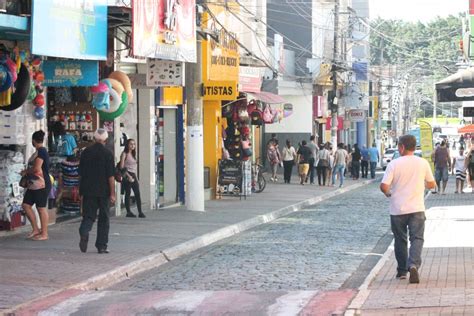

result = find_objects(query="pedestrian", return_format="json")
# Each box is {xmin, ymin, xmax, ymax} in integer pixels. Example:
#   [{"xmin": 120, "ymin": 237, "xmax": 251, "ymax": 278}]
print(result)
[
  {"xmin": 297, "ymin": 140, "xmax": 312, "ymax": 185},
  {"xmin": 327, "ymin": 144, "xmax": 334, "ymax": 186},
  {"xmin": 267, "ymin": 142, "xmax": 281, "ymax": 182},
  {"xmin": 452, "ymin": 147, "xmax": 468, "ymax": 194},
  {"xmin": 78, "ymin": 128, "xmax": 116, "ymax": 254},
  {"xmin": 459, "ymin": 134, "xmax": 465, "ymax": 148},
  {"xmin": 351, "ymin": 144, "xmax": 361, "ymax": 180},
  {"xmin": 120, "ymin": 139, "xmax": 145, "ymax": 218},
  {"xmin": 306, "ymin": 135, "xmax": 319, "ymax": 184},
  {"xmin": 467, "ymin": 147, "xmax": 474, "ymax": 192},
  {"xmin": 22, "ymin": 130, "xmax": 50, "ymax": 241},
  {"xmin": 281, "ymin": 140, "xmax": 297, "ymax": 184},
  {"xmin": 317, "ymin": 143, "xmax": 330, "ymax": 186},
  {"xmin": 432, "ymin": 140, "xmax": 451, "ymax": 194},
  {"xmin": 332, "ymin": 143, "xmax": 348, "ymax": 188},
  {"xmin": 361, "ymin": 145, "xmax": 369, "ymax": 178},
  {"xmin": 267, "ymin": 133, "xmax": 279, "ymax": 147},
  {"xmin": 368, "ymin": 143, "xmax": 379, "ymax": 179},
  {"xmin": 380, "ymin": 135, "xmax": 436, "ymax": 283}
]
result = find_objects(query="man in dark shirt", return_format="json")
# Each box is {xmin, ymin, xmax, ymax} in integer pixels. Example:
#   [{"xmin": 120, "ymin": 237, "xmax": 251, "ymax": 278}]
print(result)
[
  {"xmin": 432, "ymin": 140, "xmax": 451, "ymax": 194},
  {"xmin": 79, "ymin": 128, "xmax": 115, "ymax": 254},
  {"xmin": 297, "ymin": 140, "xmax": 312, "ymax": 185}
]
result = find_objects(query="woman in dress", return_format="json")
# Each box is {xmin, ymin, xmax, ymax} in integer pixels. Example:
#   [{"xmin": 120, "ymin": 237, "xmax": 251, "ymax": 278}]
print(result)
[
  {"xmin": 119, "ymin": 139, "xmax": 145, "ymax": 218},
  {"xmin": 22, "ymin": 130, "xmax": 50, "ymax": 240}
]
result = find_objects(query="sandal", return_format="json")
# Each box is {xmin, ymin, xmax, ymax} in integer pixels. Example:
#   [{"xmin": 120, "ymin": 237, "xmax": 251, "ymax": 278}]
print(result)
[
  {"xmin": 32, "ymin": 235, "xmax": 49, "ymax": 241},
  {"xmin": 27, "ymin": 231, "xmax": 41, "ymax": 239}
]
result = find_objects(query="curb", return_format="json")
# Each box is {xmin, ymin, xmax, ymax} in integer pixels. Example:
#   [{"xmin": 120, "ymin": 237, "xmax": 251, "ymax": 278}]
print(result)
[{"xmin": 8, "ymin": 178, "xmax": 378, "ymax": 313}]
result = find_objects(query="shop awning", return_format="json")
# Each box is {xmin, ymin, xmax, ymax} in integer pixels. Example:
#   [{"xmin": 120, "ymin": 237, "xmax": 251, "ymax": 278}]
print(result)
[
  {"xmin": 435, "ymin": 67, "xmax": 474, "ymax": 102},
  {"xmin": 245, "ymin": 91, "xmax": 287, "ymax": 104},
  {"xmin": 0, "ymin": 13, "xmax": 29, "ymax": 40},
  {"xmin": 458, "ymin": 124, "xmax": 474, "ymax": 133}
]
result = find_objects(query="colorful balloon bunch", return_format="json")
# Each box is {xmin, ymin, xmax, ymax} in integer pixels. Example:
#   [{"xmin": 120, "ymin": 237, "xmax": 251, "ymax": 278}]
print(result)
[
  {"xmin": 0, "ymin": 49, "xmax": 31, "ymax": 112},
  {"xmin": 90, "ymin": 71, "xmax": 133, "ymax": 121},
  {"xmin": 29, "ymin": 58, "xmax": 46, "ymax": 119}
]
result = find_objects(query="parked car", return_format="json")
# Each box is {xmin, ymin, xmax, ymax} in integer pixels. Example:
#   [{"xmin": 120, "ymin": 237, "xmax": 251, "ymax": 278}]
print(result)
[
  {"xmin": 382, "ymin": 148, "xmax": 396, "ymax": 170},
  {"xmin": 383, "ymin": 149, "xmax": 423, "ymax": 169}
]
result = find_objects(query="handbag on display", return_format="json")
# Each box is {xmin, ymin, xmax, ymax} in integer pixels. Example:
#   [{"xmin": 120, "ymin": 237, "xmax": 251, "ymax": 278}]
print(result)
[
  {"xmin": 247, "ymin": 100, "xmax": 257, "ymax": 114},
  {"xmin": 263, "ymin": 105, "xmax": 273, "ymax": 123},
  {"xmin": 250, "ymin": 109, "xmax": 263, "ymax": 126},
  {"xmin": 238, "ymin": 106, "xmax": 249, "ymax": 123}
]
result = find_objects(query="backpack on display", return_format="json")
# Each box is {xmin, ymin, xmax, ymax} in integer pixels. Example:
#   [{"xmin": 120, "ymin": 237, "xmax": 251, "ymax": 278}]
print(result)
[
  {"xmin": 250, "ymin": 109, "xmax": 263, "ymax": 125},
  {"xmin": 263, "ymin": 105, "xmax": 273, "ymax": 123}
]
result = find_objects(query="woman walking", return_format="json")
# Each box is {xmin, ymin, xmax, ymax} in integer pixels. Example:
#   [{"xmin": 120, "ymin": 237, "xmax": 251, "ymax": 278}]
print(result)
[
  {"xmin": 267, "ymin": 141, "xmax": 281, "ymax": 182},
  {"xmin": 22, "ymin": 130, "xmax": 50, "ymax": 240},
  {"xmin": 452, "ymin": 147, "xmax": 468, "ymax": 194},
  {"xmin": 281, "ymin": 140, "xmax": 297, "ymax": 183},
  {"xmin": 317, "ymin": 143, "xmax": 330, "ymax": 186},
  {"xmin": 120, "ymin": 139, "xmax": 145, "ymax": 218},
  {"xmin": 352, "ymin": 144, "xmax": 361, "ymax": 180}
]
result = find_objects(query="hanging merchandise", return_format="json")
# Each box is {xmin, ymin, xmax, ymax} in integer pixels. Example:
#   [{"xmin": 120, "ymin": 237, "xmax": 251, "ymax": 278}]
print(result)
[
  {"xmin": 54, "ymin": 87, "xmax": 72, "ymax": 104},
  {"xmin": 34, "ymin": 106, "xmax": 45, "ymax": 119},
  {"xmin": 91, "ymin": 71, "xmax": 132, "ymax": 121},
  {"xmin": 250, "ymin": 108, "xmax": 263, "ymax": 126},
  {"xmin": 263, "ymin": 104, "xmax": 273, "ymax": 123}
]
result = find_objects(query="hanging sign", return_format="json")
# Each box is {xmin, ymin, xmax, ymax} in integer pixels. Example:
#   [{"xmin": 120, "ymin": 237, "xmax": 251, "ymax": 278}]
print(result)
[
  {"xmin": 419, "ymin": 120, "xmax": 434, "ymax": 172},
  {"xmin": 43, "ymin": 60, "xmax": 99, "ymax": 87},
  {"xmin": 349, "ymin": 109, "xmax": 366, "ymax": 122},
  {"xmin": 31, "ymin": 0, "xmax": 107, "ymax": 60},
  {"xmin": 203, "ymin": 81, "xmax": 237, "ymax": 101},
  {"xmin": 132, "ymin": 0, "xmax": 197, "ymax": 62},
  {"xmin": 147, "ymin": 59, "xmax": 184, "ymax": 86}
]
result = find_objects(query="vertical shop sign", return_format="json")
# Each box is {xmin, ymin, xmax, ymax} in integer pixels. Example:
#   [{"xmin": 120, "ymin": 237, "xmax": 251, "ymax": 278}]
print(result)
[
  {"xmin": 43, "ymin": 60, "xmax": 99, "ymax": 87},
  {"xmin": 132, "ymin": 0, "xmax": 197, "ymax": 62},
  {"xmin": 147, "ymin": 59, "xmax": 183, "ymax": 86},
  {"xmin": 419, "ymin": 120, "xmax": 434, "ymax": 172},
  {"xmin": 31, "ymin": 0, "xmax": 107, "ymax": 60}
]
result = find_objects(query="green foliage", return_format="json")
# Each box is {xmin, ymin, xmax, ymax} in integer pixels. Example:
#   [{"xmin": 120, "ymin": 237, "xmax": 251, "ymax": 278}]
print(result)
[{"xmin": 370, "ymin": 15, "xmax": 464, "ymax": 80}]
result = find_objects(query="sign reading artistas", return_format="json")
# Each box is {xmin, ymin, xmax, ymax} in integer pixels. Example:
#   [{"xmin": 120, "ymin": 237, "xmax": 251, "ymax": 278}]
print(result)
[
  {"xmin": 43, "ymin": 60, "xmax": 99, "ymax": 87},
  {"xmin": 203, "ymin": 81, "xmax": 237, "ymax": 101},
  {"xmin": 132, "ymin": 0, "xmax": 197, "ymax": 63},
  {"xmin": 31, "ymin": 0, "xmax": 107, "ymax": 60}
]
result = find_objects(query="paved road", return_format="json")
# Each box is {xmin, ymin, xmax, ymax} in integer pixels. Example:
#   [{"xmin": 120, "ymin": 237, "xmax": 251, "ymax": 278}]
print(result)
[{"xmin": 25, "ymin": 183, "xmax": 393, "ymax": 315}]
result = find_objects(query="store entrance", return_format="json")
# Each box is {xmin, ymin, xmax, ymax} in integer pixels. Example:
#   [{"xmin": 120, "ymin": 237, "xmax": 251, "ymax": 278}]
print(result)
[{"xmin": 156, "ymin": 107, "xmax": 179, "ymax": 207}]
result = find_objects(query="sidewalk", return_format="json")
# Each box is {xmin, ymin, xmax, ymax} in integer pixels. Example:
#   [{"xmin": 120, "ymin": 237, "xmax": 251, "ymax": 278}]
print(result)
[
  {"xmin": 0, "ymin": 176, "xmax": 373, "ymax": 313},
  {"xmin": 347, "ymin": 180, "xmax": 474, "ymax": 315}
]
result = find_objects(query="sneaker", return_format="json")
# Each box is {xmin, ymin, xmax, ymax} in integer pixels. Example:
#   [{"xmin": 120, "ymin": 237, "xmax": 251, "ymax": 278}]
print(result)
[
  {"xmin": 396, "ymin": 272, "xmax": 407, "ymax": 279},
  {"xmin": 409, "ymin": 266, "xmax": 420, "ymax": 284}
]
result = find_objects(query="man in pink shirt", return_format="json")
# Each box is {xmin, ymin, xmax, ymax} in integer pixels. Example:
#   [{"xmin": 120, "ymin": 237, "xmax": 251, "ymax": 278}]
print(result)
[{"xmin": 380, "ymin": 135, "xmax": 436, "ymax": 283}]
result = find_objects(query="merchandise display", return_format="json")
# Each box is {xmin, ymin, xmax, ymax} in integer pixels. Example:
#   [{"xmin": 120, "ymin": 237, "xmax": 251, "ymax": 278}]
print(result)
[{"xmin": 0, "ymin": 150, "xmax": 26, "ymax": 230}]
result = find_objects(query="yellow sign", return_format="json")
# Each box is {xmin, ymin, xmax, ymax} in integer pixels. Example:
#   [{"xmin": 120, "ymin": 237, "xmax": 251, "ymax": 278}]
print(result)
[
  {"xmin": 419, "ymin": 120, "xmax": 434, "ymax": 172},
  {"xmin": 203, "ymin": 81, "xmax": 238, "ymax": 100},
  {"xmin": 373, "ymin": 96, "xmax": 379, "ymax": 120},
  {"xmin": 201, "ymin": 3, "xmax": 240, "ymax": 82},
  {"xmin": 162, "ymin": 87, "xmax": 183, "ymax": 106}
]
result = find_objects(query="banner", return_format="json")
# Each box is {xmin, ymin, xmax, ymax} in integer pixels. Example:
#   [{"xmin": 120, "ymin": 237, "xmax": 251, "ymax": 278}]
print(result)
[
  {"xmin": 31, "ymin": 0, "xmax": 107, "ymax": 60},
  {"xmin": 43, "ymin": 60, "xmax": 99, "ymax": 87},
  {"xmin": 132, "ymin": 0, "xmax": 196, "ymax": 62},
  {"xmin": 419, "ymin": 120, "xmax": 434, "ymax": 171}
]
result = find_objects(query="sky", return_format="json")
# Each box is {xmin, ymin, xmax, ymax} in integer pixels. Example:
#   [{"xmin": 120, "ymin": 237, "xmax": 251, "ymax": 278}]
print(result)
[{"xmin": 369, "ymin": 0, "xmax": 467, "ymax": 22}]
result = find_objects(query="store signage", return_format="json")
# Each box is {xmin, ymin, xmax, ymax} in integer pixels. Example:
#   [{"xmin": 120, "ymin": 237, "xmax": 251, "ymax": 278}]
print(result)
[
  {"xmin": 203, "ymin": 81, "xmax": 237, "ymax": 101},
  {"xmin": 43, "ymin": 60, "xmax": 99, "ymax": 87},
  {"xmin": 31, "ymin": 0, "xmax": 107, "ymax": 60},
  {"xmin": 202, "ymin": 4, "xmax": 240, "ymax": 82},
  {"xmin": 463, "ymin": 106, "xmax": 474, "ymax": 117},
  {"xmin": 419, "ymin": 120, "xmax": 434, "ymax": 171},
  {"xmin": 132, "ymin": 0, "xmax": 196, "ymax": 62},
  {"xmin": 239, "ymin": 67, "xmax": 262, "ymax": 93},
  {"xmin": 348, "ymin": 109, "xmax": 366, "ymax": 122},
  {"xmin": 147, "ymin": 59, "xmax": 183, "ymax": 87}
]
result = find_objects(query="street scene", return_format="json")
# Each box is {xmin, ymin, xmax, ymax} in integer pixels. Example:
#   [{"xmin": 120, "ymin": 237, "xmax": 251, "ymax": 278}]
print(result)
[{"xmin": 1, "ymin": 0, "xmax": 474, "ymax": 315}]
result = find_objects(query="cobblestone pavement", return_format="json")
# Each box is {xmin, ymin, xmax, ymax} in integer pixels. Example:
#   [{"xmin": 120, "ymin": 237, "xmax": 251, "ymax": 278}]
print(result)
[
  {"xmin": 19, "ymin": 183, "xmax": 393, "ymax": 315},
  {"xmin": 114, "ymin": 183, "xmax": 390, "ymax": 292}
]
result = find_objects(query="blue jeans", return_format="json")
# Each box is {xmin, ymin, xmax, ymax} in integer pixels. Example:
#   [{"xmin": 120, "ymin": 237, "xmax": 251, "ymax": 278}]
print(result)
[
  {"xmin": 390, "ymin": 212, "xmax": 426, "ymax": 274},
  {"xmin": 370, "ymin": 161, "xmax": 377, "ymax": 179},
  {"xmin": 332, "ymin": 164, "xmax": 345, "ymax": 186}
]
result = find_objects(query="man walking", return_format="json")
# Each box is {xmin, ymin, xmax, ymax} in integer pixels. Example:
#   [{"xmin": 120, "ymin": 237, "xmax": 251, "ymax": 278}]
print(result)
[
  {"xmin": 306, "ymin": 135, "xmax": 319, "ymax": 184},
  {"xmin": 380, "ymin": 135, "xmax": 436, "ymax": 283},
  {"xmin": 361, "ymin": 145, "xmax": 369, "ymax": 178},
  {"xmin": 332, "ymin": 143, "xmax": 348, "ymax": 188},
  {"xmin": 432, "ymin": 140, "xmax": 451, "ymax": 194},
  {"xmin": 297, "ymin": 140, "xmax": 312, "ymax": 185},
  {"xmin": 79, "ymin": 128, "xmax": 116, "ymax": 254},
  {"xmin": 368, "ymin": 143, "xmax": 379, "ymax": 179}
]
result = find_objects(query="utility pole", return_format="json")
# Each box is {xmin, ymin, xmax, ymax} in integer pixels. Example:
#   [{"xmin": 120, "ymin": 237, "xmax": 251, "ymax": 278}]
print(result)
[
  {"xmin": 376, "ymin": 39, "xmax": 383, "ymax": 162},
  {"xmin": 185, "ymin": 43, "xmax": 205, "ymax": 212},
  {"xmin": 330, "ymin": 0, "xmax": 340, "ymax": 147}
]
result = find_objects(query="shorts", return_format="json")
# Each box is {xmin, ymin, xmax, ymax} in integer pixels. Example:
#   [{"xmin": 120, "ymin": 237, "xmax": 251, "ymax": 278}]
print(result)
[
  {"xmin": 23, "ymin": 187, "xmax": 50, "ymax": 208},
  {"xmin": 299, "ymin": 163, "xmax": 310, "ymax": 175},
  {"xmin": 435, "ymin": 167, "xmax": 449, "ymax": 182}
]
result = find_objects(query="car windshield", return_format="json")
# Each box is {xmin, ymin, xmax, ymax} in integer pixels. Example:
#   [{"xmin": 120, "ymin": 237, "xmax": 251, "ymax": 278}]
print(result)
[{"xmin": 384, "ymin": 149, "xmax": 395, "ymax": 155}]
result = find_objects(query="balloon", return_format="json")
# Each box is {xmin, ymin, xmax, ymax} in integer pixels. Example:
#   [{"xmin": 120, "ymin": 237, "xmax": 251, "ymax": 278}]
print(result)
[{"xmin": 34, "ymin": 106, "xmax": 45, "ymax": 119}]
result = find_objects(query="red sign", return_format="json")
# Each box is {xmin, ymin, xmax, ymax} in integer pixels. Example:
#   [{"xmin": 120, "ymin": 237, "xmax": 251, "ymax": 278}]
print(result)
[
  {"xmin": 132, "ymin": 0, "xmax": 196, "ymax": 62},
  {"xmin": 325, "ymin": 116, "xmax": 344, "ymax": 130},
  {"xmin": 471, "ymin": 0, "xmax": 474, "ymax": 14}
]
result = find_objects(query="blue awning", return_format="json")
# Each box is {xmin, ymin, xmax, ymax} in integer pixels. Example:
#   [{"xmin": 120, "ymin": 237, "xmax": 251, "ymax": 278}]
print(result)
[{"xmin": 0, "ymin": 14, "xmax": 29, "ymax": 40}]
